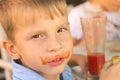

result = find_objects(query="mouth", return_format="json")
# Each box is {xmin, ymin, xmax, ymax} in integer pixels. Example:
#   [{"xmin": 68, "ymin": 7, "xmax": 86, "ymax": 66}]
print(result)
[
  {"xmin": 48, "ymin": 57, "xmax": 65, "ymax": 66},
  {"xmin": 40, "ymin": 51, "xmax": 70, "ymax": 66}
]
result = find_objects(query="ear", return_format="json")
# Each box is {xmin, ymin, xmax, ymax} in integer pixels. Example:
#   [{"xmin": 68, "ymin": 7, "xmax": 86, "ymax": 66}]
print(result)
[{"xmin": 2, "ymin": 39, "xmax": 20, "ymax": 60}]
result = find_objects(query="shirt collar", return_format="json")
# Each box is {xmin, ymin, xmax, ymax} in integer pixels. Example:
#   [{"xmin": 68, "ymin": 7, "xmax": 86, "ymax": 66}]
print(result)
[{"xmin": 12, "ymin": 60, "xmax": 46, "ymax": 80}]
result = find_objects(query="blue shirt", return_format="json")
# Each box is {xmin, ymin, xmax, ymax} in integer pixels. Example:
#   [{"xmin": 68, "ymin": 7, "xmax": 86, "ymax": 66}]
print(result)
[{"xmin": 12, "ymin": 60, "xmax": 72, "ymax": 80}]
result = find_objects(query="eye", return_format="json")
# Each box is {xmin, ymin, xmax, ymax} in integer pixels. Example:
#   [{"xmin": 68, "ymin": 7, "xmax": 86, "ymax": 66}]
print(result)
[
  {"xmin": 32, "ymin": 34, "xmax": 40, "ymax": 38},
  {"xmin": 32, "ymin": 34, "xmax": 46, "ymax": 39},
  {"xmin": 58, "ymin": 28, "xmax": 67, "ymax": 33}
]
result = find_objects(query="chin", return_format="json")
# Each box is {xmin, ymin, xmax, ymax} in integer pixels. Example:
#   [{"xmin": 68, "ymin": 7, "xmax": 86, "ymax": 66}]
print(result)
[
  {"xmin": 52, "ymin": 65, "xmax": 67, "ymax": 75},
  {"xmin": 48, "ymin": 62, "xmax": 68, "ymax": 75}
]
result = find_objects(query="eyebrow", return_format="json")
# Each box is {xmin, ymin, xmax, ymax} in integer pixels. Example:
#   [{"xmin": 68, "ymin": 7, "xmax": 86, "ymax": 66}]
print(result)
[
  {"xmin": 59, "ymin": 22, "xmax": 69, "ymax": 27},
  {"xmin": 24, "ymin": 27, "xmax": 47, "ymax": 38}
]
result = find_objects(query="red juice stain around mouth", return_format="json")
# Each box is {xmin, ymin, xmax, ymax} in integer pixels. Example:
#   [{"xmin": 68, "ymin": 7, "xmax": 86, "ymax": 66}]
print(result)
[{"xmin": 40, "ymin": 51, "xmax": 71, "ymax": 65}]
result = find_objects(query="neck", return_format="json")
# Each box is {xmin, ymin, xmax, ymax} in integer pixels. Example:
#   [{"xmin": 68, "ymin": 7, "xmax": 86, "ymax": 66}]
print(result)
[
  {"xmin": 46, "ymin": 75, "xmax": 60, "ymax": 80},
  {"xmin": 40, "ymin": 73, "xmax": 60, "ymax": 80}
]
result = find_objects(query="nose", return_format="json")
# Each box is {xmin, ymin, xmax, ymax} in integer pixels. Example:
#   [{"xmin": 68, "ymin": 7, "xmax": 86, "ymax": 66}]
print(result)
[{"xmin": 47, "ymin": 36, "xmax": 62, "ymax": 52}]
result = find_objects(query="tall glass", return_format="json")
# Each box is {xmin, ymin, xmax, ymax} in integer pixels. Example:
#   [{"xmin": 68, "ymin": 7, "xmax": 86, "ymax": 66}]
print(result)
[{"xmin": 81, "ymin": 14, "xmax": 107, "ymax": 80}]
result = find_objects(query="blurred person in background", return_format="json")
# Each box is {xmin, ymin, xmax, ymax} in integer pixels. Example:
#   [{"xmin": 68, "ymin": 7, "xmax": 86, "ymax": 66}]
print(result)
[{"xmin": 68, "ymin": 0, "xmax": 120, "ymax": 46}]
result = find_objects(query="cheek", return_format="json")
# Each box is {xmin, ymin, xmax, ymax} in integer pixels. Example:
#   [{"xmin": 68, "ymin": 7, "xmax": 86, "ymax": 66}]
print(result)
[
  {"xmin": 63, "ymin": 37, "xmax": 73, "ymax": 58},
  {"xmin": 64, "ymin": 37, "xmax": 73, "ymax": 52},
  {"xmin": 67, "ymin": 36, "xmax": 73, "ymax": 48},
  {"xmin": 19, "ymin": 48, "xmax": 44, "ymax": 63},
  {"xmin": 21, "ymin": 54, "xmax": 44, "ymax": 68},
  {"xmin": 62, "ymin": 34, "xmax": 73, "ymax": 44}
]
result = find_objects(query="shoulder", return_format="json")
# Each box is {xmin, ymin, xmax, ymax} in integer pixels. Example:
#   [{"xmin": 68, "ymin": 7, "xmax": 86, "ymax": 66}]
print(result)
[{"xmin": 12, "ymin": 60, "xmax": 46, "ymax": 80}]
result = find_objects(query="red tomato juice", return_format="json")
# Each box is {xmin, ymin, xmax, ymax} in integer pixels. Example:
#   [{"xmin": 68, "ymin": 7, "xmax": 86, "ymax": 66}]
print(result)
[{"xmin": 88, "ymin": 53, "xmax": 105, "ymax": 75}]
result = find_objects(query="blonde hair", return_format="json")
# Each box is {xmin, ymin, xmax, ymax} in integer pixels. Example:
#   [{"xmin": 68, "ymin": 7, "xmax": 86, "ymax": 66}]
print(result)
[{"xmin": 0, "ymin": 0, "xmax": 67, "ymax": 41}]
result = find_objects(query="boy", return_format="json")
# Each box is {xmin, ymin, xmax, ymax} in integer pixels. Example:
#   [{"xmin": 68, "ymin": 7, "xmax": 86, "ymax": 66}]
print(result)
[{"xmin": 0, "ymin": 0, "xmax": 74, "ymax": 80}]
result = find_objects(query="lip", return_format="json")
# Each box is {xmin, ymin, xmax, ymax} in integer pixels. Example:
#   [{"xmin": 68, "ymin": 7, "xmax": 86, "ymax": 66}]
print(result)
[
  {"xmin": 48, "ymin": 57, "xmax": 65, "ymax": 66},
  {"xmin": 40, "ymin": 51, "xmax": 70, "ymax": 65}
]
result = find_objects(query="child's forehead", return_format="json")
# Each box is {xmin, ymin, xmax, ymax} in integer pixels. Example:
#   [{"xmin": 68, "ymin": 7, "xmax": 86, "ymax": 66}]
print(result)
[
  {"xmin": 13, "ymin": 7, "xmax": 68, "ymax": 30},
  {"xmin": 13, "ymin": 5, "xmax": 67, "ymax": 26}
]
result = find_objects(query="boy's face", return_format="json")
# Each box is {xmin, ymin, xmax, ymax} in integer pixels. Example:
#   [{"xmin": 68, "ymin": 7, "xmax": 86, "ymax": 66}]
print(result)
[{"xmin": 8, "ymin": 9, "xmax": 73, "ymax": 75}]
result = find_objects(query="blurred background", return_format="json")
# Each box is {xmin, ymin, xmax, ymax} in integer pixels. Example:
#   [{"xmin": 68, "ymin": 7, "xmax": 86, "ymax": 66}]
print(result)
[{"xmin": 0, "ymin": 0, "xmax": 120, "ymax": 80}]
